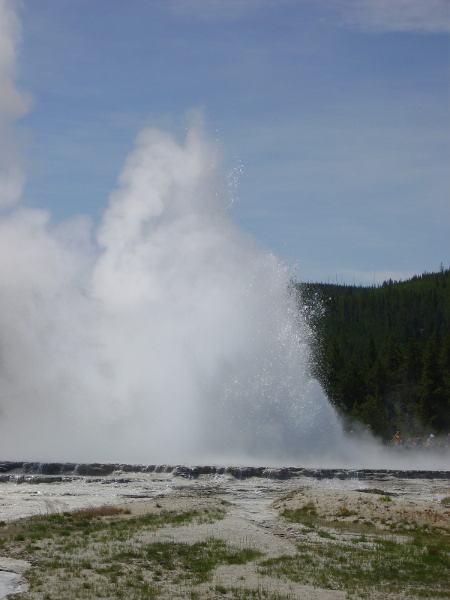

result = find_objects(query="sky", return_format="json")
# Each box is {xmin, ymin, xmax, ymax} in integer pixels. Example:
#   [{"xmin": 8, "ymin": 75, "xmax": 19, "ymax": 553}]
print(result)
[{"xmin": 3, "ymin": 0, "xmax": 450, "ymax": 285}]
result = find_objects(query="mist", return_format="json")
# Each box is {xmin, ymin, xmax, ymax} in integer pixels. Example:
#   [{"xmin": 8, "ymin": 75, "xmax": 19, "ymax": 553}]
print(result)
[{"xmin": 0, "ymin": 118, "xmax": 345, "ymax": 465}]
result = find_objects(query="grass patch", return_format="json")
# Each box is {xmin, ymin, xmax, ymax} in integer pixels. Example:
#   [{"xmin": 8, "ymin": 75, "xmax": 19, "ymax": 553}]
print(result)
[
  {"xmin": 259, "ymin": 523, "xmax": 450, "ymax": 599},
  {"xmin": 279, "ymin": 499, "xmax": 434, "ymax": 538},
  {"xmin": 215, "ymin": 589, "xmax": 294, "ymax": 599},
  {"xmin": 273, "ymin": 491, "xmax": 450, "ymax": 598},
  {"xmin": 281, "ymin": 502, "xmax": 319, "ymax": 529},
  {"xmin": 1, "ymin": 503, "xmax": 231, "ymax": 599},
  {"xmin": 337, "ymin": 506, "xmax": 358, "ymax": 517},
  {"xmin": 71, "ymin": 505, "xmax": 130, "ymax": 517},
  {"xmin": 280, "ymin": 503, "xmax": 375, "ymax": 536},
  {"xmin": 0, "ymin": 505, "xmax": 225, "ymax": 547},
  {"xmin": 138, "ymin": 538, "xmax": 262, "ymax": 584},
  {"xmin": 2, "ymin": 493, "xmax": 448, "ymax": 600}
]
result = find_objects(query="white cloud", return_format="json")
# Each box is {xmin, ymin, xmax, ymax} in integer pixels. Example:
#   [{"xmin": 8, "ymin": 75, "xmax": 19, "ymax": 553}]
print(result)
[
  {"xmin": 337, "ymin": 0, "xmax": 450, "ymax": 34},
  {"xmin": 0, "ymin": 0, "xmax": 31, "ymax": 208}
]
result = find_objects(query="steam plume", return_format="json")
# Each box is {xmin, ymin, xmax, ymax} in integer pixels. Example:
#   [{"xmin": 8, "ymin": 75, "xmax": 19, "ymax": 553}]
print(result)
[
  {"xmin": 0, "ymin": 114, "xmax": 350, "ymax": 464},
  {"xmin": 1, "ymin": 3, "xmax": 346, "ymax": 464}
]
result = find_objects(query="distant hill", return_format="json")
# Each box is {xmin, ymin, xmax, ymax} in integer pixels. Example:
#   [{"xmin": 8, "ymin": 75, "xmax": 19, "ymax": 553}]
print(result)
[{"xmin": 295, "ymin": 268, "xmax": 450, "ymax": 440}]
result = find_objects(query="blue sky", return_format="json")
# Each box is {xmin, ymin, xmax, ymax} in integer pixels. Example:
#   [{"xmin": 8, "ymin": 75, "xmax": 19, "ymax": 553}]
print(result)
[{"xmin": 8, "ymin": 0, "xmax": 450, "ymax": 283}]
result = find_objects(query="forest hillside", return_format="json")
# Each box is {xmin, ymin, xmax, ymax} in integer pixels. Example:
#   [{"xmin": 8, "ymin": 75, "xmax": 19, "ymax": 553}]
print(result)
[{"xmin": 296, "ymin": 267, "xmax": 450, "ymax": 442}]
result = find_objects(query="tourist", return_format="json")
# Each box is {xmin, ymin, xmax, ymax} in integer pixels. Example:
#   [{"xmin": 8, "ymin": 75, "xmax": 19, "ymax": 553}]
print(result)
[{"xmin": 392, "ymin": 431, "xmax": 403, "ymax": 446}]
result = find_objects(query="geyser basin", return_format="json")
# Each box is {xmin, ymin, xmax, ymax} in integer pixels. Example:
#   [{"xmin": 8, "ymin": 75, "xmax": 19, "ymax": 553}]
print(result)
[{"xmin": 1, "ymin": 124, "xmax": 351, "ymax": 465}]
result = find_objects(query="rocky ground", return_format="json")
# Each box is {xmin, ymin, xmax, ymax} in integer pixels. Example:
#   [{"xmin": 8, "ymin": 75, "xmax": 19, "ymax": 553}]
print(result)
[{"xmin": 0, "ymin": 464, "xmax": 449, "ymax": 599}]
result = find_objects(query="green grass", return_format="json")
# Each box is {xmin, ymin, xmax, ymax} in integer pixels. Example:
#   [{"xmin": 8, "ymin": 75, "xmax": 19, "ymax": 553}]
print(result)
[
  {"xmin": 1, "ymin": 497, "xmax": 448, "ymax": 600},
  {"xmin": 0, "ymin": 505, "xmax": 224, "ymax": 545},
  {"xmin": 135, "ymin": 538, "xmax": 262, "ymax": 584},
  {"xmin": 0, "ymin": 504, "xmax": 232, "ymax": 599},
  {"xmin": 281, "ymin": 502, "xmax": 319, "ymax": 529},
  {"xmin": 259, "ymin": 521, "xmax": 450, "ymax": 599},
  {"xmin": 214, "ymin": 589, "xmax": 294, "ymax": 599},
  {"xmin": 280, "ymin": 501, "xmax": 424, "ymax": 537},
  {"xmin": 266, "ymin": 497, "xmax": 450, "ymax": 598},
  {"xmin": 0, "ymin": 502, "xmax": 271, "ymax": 600}
]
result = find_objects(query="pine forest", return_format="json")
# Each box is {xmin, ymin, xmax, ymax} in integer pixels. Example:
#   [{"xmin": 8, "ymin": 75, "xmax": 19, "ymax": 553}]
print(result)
[{"xmin": 297, "ymin": 267, "xmax": 450, "ymax": 444}]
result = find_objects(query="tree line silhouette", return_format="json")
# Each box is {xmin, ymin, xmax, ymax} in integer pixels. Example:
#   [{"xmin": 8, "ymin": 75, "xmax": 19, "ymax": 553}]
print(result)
[{"xmin": 296, "ymin": 267, "xmax": 450, "ymax": 441}]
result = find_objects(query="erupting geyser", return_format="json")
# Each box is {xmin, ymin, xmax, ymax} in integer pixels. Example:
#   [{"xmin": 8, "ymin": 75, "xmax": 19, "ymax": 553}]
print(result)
[
  {"xmin": 0, "ymin": 122, "xmax": 351, "ymax": 465},
  {"xmin": 1, "ymin": 0, "xmax": 448, "ymax": 475}
]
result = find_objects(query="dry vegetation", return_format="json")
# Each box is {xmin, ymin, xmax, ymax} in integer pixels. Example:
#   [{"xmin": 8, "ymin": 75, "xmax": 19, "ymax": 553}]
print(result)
[{"xmin": 0, "ymin": 486, "xmax": 448, "ymax": 599}]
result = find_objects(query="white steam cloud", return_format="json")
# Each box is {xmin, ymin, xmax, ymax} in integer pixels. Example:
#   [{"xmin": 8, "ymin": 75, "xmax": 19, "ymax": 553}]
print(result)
[
  {"xmin": 0, "ymin": 6, "xmax": 345, "ymax": 463},
  {"xmin": 0, "ymin": 117, "xmax": 349, "ymax": 464}
]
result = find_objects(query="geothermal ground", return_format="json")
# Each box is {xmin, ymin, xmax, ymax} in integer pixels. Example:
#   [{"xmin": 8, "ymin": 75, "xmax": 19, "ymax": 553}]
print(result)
[{"xmin": 0, "ymin": 463, "xmax": 449, "ymax": 599}]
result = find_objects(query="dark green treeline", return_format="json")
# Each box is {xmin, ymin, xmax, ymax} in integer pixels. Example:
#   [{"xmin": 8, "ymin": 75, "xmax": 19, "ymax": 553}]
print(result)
[{"xmin": 296, "ymin": 267, "xmax": 450, "ymax": 440}]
